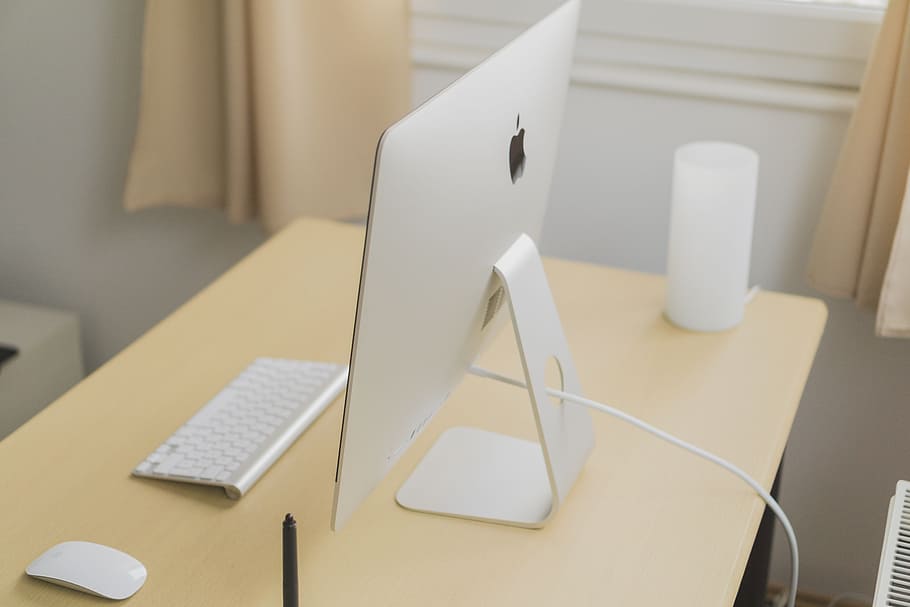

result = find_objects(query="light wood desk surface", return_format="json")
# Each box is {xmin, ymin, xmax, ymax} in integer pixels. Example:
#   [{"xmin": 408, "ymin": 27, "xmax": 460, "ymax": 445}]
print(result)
[{"xmin": 0, "ymin": 219, "xmax": 826, "ymax": 606}]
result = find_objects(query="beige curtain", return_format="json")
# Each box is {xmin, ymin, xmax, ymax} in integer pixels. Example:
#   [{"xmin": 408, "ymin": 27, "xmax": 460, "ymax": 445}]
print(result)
[
  {"xmin": 123, "ymin": 0, "xmax": 410, "ymax": 233},
  {"xmin": 808, "ymin": 0, "xmax": 910, "ymax": 337},
  {"xmin": 880, "ymin": 175, "xmax": 910, "ymax": 335}
]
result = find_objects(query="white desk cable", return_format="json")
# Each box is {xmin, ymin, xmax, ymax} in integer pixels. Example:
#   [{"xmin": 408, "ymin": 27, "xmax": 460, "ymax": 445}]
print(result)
[
  {"xmin": 745, "ymin": 285, "xmax": 761, "ymax": 304},
  {"xmin": 467, "ymin": 364, "xmax": 799, "ymax": 607}
]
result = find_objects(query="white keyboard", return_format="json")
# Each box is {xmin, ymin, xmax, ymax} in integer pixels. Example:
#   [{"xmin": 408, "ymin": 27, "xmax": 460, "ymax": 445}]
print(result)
[{"xmin": 133, "ymin": 358, "xmax": 348, "ymax": 498}]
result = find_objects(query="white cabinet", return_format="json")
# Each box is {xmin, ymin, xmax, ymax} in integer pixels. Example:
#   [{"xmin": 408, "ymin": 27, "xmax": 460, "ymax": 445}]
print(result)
[{"xmin": 0, "ymin": 300, "xmax": 83, "ymax": 440}]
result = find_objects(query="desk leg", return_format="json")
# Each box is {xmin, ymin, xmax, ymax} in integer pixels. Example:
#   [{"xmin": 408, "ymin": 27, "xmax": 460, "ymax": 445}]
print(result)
[{"xmin": 734, "ymin": 457, "xmax": 783, "ymax": 607}]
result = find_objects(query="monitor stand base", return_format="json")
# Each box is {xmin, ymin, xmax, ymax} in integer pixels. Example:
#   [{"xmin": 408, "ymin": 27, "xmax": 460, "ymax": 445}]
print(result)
[
  {"xmin": 395, "ymin": 234, "xmax": 594, "ymax": 528},
  {"xmin": 396, "ymin": 426, "xmax": 553, "ymax": 527}
]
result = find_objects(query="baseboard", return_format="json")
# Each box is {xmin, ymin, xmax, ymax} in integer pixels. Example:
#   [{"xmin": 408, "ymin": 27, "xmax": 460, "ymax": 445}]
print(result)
[{"xmin": 767, "ymin": 583, "xmax": 871, "ymax": 607}]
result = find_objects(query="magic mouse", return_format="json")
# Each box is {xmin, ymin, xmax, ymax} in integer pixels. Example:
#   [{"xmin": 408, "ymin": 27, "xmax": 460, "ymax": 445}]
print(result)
[{"xmin": 26, "ymin": 541, "xmax": 147, "ymax": 600}]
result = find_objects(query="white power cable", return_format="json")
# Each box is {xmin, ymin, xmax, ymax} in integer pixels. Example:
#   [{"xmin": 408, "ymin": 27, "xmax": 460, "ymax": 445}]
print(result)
[
  {"xmin": 468, "ymin": 364, "xmax": 799, "ymax": 607},
  {"xmin": 745, "ymin": 285, "xmax": 761, "ymax": 304}
]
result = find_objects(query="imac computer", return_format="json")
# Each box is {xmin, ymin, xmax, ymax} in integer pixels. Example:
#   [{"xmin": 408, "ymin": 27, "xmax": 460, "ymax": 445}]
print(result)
[{"xmin": 332, "ymin": 0, "xmax": 593, "ymax": 531}]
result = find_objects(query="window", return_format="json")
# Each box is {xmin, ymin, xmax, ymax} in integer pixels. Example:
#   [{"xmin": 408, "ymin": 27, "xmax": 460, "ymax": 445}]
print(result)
[{"xmin": 412, "ymin": 0, "xmax": 883, "ymax": 98}]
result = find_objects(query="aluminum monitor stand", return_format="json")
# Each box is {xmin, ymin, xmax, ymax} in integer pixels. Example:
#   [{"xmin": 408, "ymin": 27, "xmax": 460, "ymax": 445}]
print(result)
[{"xmin": 396, "ymin": 235, "xmax": 595, "ymax": 528}]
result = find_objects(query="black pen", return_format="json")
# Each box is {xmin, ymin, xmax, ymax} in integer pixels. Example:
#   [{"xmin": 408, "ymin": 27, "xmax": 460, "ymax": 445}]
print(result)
[{"xmin": 283, "ymin": 513, "xmax": 299, "ymax": 607}]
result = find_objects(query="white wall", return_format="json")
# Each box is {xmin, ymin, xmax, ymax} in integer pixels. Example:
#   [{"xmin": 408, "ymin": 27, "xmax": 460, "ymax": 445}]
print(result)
[
  {"xmin": 413, "ymin": 46, "xmax": 910, "ymax": 603},
  {"xmin": 0, "ymin": 0, "xmax": 265, "ymax": 371}
]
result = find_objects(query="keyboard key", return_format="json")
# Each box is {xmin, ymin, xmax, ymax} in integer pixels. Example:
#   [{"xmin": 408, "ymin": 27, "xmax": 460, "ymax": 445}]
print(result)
[
  {"xmin": 154, "ymin": 453, "xmax": 184, "ymax": 475},
  {"xmin": 201, "ymin": 465, "xmax": 223, "ymax": 480}
]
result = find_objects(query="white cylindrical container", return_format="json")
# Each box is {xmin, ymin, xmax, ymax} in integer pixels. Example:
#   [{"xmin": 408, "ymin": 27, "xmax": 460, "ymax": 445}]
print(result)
[{"xmin": 665, "ymin": 141, "xmax": 759, "ymax": 332}]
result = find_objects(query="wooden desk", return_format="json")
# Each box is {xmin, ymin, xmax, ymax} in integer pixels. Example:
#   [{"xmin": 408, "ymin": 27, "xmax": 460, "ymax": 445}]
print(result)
[{"xmin": 0, "ymin": 219, "xmax": 825, "ymax": 606}]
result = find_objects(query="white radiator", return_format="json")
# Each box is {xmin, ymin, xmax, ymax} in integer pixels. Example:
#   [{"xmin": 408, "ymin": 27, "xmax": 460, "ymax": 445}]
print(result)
[{"xmin": 874, "ymin": 481, "xmax": 910, "ymax": 607}]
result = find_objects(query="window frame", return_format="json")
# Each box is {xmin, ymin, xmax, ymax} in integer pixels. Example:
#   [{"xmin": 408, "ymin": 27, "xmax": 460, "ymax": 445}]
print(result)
[{"xmin": 411, "ymin": 0, "xmax": 883, "ymax": 111}]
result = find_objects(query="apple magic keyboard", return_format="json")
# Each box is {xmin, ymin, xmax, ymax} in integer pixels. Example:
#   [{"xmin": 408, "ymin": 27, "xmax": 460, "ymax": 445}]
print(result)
[{"xmin": 133, "ymin": 358, "xmax": 348, "ymax": 498}]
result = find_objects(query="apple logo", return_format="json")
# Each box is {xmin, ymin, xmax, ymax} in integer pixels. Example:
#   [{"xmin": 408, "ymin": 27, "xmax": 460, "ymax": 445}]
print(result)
[{"xmin": 509, "ymin": 114, "xmax": 526, "ymax": 184}]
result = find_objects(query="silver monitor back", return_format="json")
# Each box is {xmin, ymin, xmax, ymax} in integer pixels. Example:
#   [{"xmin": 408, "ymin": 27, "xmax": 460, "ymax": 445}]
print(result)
[{"xmin": 332, "ymin": 0, "xmax": 580, "ymax": 531}]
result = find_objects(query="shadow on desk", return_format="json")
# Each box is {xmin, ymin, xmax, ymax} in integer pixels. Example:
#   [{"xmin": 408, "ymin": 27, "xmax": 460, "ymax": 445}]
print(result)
[{"xmin": 129, "ymin": 476, "xmax": 240, "ymax": 511}]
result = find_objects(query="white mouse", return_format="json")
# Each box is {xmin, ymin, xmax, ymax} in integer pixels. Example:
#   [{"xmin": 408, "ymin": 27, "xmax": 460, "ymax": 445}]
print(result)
[{"xmin": 26, "ymin": 541, "xmax": 147, "ymax": 600}]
